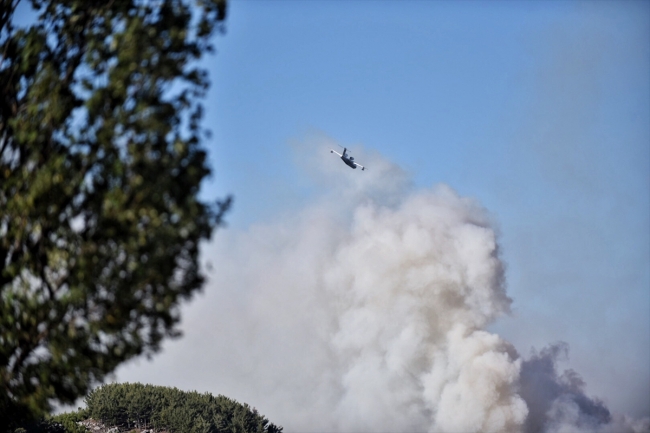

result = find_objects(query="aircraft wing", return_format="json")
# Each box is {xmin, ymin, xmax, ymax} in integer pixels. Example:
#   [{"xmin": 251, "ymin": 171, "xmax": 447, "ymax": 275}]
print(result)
[
  {"xmin": 330, "ymin": 149, "xmax": 342, "ymax": 157},
  {"xmin": 354, "ymin": 162, "xmax": 366, "ymax": 171}
]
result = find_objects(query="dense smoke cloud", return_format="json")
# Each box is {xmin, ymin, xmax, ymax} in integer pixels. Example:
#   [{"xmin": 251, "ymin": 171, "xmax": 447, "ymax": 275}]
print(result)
[
  {"xmin": 124, "ymin": 142, "xmax": 648, "ymax": 432},
  {"xmin": 320, "ymin": 185, "xmax": 527, "ymax": 432},
  {"xmin": 519, "ymin": 342, "xmax": 649, "ymax": 433},
  {"xmin": 520, "ymin": 342, "xmax": 611, "ymax": 432}
]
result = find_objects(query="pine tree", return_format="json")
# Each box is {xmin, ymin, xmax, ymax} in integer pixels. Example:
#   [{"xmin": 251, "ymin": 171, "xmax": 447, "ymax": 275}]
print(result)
[
  {"xmin": 81, "ymin": 383, "xmax": 283, "ymax": 433},
  {"xmin": 0, "ymin": 0, "xmax": 229, "ymax": 427}
]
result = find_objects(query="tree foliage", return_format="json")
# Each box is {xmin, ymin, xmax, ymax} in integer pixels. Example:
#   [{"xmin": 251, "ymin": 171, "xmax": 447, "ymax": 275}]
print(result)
[
  {"xmin": 0, "ymin": 0, "xmax": 229, "ymax": 427},
  {"xmin": 48, "ymin": 410, "xmax": 88, "ymax": 433},
  {"xmin": 75, "ymin": 382, "xmax": 283, "ymax": 433}
]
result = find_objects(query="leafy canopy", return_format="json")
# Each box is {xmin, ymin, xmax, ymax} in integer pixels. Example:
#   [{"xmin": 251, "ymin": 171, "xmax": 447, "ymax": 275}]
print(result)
[
  {"xmin": 0, "ymin": 0, "xmax": 229, "ymax": 425},
  {"xmin": 76, "ymin": 382, "xmax": 283, "ymax": 433}
]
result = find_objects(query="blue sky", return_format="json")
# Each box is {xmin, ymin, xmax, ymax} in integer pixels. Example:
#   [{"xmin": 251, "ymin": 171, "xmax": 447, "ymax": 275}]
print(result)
[{"xmin": 187, "ymin": 0, "xmax": 649, "ymax": 419}]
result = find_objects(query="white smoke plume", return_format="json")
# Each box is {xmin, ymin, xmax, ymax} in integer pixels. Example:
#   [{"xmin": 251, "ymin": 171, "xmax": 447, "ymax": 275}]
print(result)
[{"xmin": 148, "ymin": 141, "xmax": 648, "ymax": 432}]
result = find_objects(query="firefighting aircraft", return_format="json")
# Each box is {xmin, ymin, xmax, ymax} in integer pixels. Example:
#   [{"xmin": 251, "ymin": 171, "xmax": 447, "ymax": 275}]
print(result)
[{"xmin": 330, "ymin": 147, "xmax": 366, "ymax": 171}]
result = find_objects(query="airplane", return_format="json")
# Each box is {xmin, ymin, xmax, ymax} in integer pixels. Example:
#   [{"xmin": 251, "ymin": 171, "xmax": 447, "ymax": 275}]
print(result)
[{"xmin": 330, "ymin": 147, "xmax": 366, "ymax": 171}]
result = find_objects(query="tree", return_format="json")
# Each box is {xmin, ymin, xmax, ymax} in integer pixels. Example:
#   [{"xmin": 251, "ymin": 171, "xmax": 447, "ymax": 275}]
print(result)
[
  {"xmin": 0, "ymin": 0, "xmax": 229, "ymax": 427},
  {"xmin": 80, "ymin": 383, "xmax": 283, "ymax": 433}
]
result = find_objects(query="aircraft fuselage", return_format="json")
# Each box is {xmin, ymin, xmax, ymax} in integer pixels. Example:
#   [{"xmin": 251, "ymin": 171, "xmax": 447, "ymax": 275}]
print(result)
[{"xmin": 342, "ymin": 157, "xmax": 357, "ymax": 169}]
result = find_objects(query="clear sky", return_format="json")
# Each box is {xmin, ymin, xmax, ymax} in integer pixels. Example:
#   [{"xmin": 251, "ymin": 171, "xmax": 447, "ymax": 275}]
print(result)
[{"xmin": 112, "ymin": 0, "xmax": 649, "ymax": 427}]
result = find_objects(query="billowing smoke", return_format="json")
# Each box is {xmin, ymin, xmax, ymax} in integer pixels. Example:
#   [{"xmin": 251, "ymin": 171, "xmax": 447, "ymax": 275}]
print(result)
[
  {"xmin": 132, "ymin": 142, "xmax": 648, "ymax": 432},
  {"xmin": 519, "ymin": 343, "xmax": 649, "ymax": 433}
]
